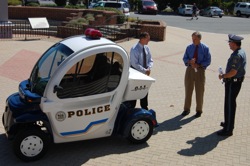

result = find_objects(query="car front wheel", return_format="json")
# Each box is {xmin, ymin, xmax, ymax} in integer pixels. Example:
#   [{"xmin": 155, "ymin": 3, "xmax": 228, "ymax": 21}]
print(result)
[
  {"xmin": 126, "ymin": 119, "xmax": 153, "ymax": 144},
  {"xmin": 13, "ymin": 128, "xmax": 50, "ymax": 162},
  {"xmin": 236, "ymin": 11, "xmax": 241, "ymax": 17}
]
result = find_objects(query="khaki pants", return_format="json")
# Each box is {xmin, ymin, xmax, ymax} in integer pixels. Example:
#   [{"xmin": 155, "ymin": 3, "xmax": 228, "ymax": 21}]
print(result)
[{"xmin": 184, "ymin": 66, "xmax": 205, "ymax": 112}]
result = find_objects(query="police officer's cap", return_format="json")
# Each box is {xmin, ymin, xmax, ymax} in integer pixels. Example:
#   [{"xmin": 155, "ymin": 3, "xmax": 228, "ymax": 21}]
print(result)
[{"xmin": 228, "ymin": 34, "xmax": 244, "ymax": 42}]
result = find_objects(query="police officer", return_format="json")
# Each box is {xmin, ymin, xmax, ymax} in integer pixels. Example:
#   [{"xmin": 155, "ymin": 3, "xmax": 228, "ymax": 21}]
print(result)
[{"xmin": 218, "ymin": 34, "xmax": 246, "ymax": 136}]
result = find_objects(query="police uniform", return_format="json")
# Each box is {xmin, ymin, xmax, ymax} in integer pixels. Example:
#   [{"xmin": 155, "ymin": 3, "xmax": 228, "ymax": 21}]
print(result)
[{"xmin": 218, "ymin": 34, "xmax": 246, "ymax": 136}]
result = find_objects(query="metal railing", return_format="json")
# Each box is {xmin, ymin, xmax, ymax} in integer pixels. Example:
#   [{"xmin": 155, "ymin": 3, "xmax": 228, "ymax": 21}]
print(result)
[
  {"xmin": 0, "ymin": 20, "xmax": 52, "ymax": 40},
  {"xmin": 0, "ymin": 19, "xmax": 139, "ymax": 41}
]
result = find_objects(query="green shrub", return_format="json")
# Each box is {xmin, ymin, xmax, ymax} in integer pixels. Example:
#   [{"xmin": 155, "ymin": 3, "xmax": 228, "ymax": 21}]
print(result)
[
  {"xmin": 65, "ymin": 4, "xmax": 86, "ymax": 8},
  {"xmin": 127, "ymin": 17, "xmax": 138, "ymax": 22},
  {"xmin": 77, "ymin": 18, "xmax": 89, "ymax": 24},
  {"xmin": 221, "ymin": 1, "xmax": 235, "ymax": 15},
  {"xmin": 94, "ymin": 7, "xmax": 126, "ymax": 24},
  {"xmin": 84, "ymin": 13, "xmax": 95, "ymax": 21},
  {"xmin": 8, "ymin": 0, "xmax": 22, "ymax": 6},
  {"xmin": 26, "ymin": 2, "xmax": 40, "ymax": 6},
  {"xmin": 40, "ymin": 4, "xmax": 57, "ymax": 7},
  {"xmin": 66, "ymin": 16, "xmax": 94, "ymax": 27}
]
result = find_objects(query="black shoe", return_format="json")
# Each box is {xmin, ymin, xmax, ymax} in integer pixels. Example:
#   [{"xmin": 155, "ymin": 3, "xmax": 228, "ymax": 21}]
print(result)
[
  {"xmin": 217, "ymin": 130, "xmax": 233, "ymax": 136},
  {"xmin": 195, "ymin": 112, "xmax": 202, "ymax": 118},
  {"xmin": 196, "ymin": 17, "xmax": 198, "ymax": 20},
  {"xmin": 181, "ymin": 110, "xmax": 190, "ymax": 116},
  {"xmin": 220, "ymin": 122, "xmax": 224, "ymax": 127}
]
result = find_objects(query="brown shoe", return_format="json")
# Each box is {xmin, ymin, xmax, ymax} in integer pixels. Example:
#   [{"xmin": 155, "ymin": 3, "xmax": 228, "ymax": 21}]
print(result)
[
  {"xmin": 181, "ymin": 110, "xmax": 190, "ymax": 116},
  {"xmin": 195, "ymin": 112, "xmax": 202, "ymax": 118}
]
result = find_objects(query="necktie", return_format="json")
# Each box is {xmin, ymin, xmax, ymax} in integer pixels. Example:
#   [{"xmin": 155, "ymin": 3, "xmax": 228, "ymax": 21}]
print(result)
[
  {"xmin": 193, "ymin": 45, "xmax": 198, "ymax": 62},
  {"xmin": 143, "ymin": 46, "xmax": 147, "ymax": 68}
]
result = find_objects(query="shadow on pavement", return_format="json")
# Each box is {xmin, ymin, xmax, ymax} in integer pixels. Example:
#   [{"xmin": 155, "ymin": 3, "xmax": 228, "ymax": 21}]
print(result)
[
  {"xmin": 155, "ymin": 115, "xmax": 196, "ymax": 132},
  {"xmin": 0, "ymin": 134, "xmax": 148, "ymax": 165},
  {"xmin": 177, "ymin": 131, "xmax": 228, "ymax": 156}
]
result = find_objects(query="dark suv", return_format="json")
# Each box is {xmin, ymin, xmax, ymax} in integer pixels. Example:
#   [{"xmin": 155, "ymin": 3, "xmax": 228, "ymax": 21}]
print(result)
[{"xmin": 138, "ymin": 0, "xmax": 158, "ymax": 15}]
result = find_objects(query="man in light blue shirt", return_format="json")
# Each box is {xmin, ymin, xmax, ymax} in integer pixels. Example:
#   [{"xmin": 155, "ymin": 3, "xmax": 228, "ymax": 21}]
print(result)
[
  {"xmin": 130, "ymin": 32, "xmax": 153, "ymax": 110},
  {"xmin": 182, "ymin": 31, "xmax": 211, "ymax": 118}
]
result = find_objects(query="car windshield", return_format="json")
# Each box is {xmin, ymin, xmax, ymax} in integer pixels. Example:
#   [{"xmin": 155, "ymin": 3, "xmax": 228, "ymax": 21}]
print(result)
[
  {"xmin": 29, "ymin": 43, "xmax": 73, "ymax": 95},
  {"xmin": 143, "ymin": 1, "xmax": 156, "ymax": 6},
  {"xmin": 211, "ymin": 6, "xmax": 219, "ymax": 9},
  {"xmin": 105, "ymin": 3, "xmax": 121, "ymax": 8}
]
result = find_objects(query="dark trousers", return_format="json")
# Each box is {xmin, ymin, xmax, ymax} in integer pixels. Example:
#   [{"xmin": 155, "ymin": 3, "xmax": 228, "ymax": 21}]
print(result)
[
  {"xmin": 223, "ymin": 81, "xmax": 242, "ymax": 132},
  {"xmin": 129, "ymin": 93, "xmax": 148, "ymax": 110}
]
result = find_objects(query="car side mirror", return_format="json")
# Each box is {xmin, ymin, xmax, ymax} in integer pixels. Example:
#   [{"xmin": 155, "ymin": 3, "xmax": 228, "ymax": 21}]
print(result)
[{"xmin": 53, "ymin": 85, "xmax": 63, "ymax": 93}]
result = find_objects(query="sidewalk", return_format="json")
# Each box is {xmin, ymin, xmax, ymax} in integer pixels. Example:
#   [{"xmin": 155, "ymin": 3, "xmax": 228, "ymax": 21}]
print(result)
[{"xmin": 0, "ymin": 26, "xmax": 250, "ymax": 166}]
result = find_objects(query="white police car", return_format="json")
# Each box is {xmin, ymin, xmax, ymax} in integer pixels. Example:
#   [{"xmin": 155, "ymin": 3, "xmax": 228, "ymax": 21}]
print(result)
[{"xmin": 2, "ymin": 29, "xmax": 157, "ymax": 162}]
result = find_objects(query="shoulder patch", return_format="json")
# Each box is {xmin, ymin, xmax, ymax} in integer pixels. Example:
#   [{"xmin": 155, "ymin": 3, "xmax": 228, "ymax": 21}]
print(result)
[{"xmin": 233, "ymin": 57, "xmax": 240, "ymax": 64}]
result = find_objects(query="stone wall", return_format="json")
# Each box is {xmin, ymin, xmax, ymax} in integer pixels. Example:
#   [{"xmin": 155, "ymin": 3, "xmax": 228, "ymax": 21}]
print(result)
[
  {"xmin": 139, "ymin": 21, "xmax": 166, "ymax": 41},
  {"xmin": 8, "ymin": 6, "xmax": 117, "ymax": 23},
  {"xmin": 130, "ymin": 21, "xmax": 166, "ymax": 41},
  {"xmin": 8, "ymin": 6, "xmax": 166, "ymax": 41}
]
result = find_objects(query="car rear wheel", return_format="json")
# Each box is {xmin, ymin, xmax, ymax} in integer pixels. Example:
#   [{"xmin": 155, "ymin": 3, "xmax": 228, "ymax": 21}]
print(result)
[
  {"xmin": 126, "ymin": 119, "xmax": 153, "ymax": 144},
  {"xmin": 13, "ymin": 128, "xmax": 50, "ymax": 162}
]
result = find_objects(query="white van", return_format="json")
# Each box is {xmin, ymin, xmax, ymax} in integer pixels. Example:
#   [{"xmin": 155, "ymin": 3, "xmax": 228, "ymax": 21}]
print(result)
[
  {"xmin": 88, "ymin": 0, "xmax": 116, "ymax": 8},
  {"xmin": 92, "ymin": 1, "xmax": 130, "ymax": 16},
  {"xmin": 234, "ymin": 2, "xmax": 250, "ymax": 17}
]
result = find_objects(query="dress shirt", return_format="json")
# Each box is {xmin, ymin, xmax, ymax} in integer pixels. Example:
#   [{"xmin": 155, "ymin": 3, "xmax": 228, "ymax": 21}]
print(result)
[
  {"xmin": 225, "ymin": 48, "xmax": 246, "ymax": 78},
  {"xmin": 183, "ymin": 43, "xmax": 211, "ymax": 69},
  {"xmin": 130, "ymin": 42, "xmax": 153, "ymax": 74}
]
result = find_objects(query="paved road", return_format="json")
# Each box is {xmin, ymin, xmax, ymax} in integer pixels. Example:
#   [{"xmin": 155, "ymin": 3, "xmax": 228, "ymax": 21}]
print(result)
[{"xmin": 130, "ymin": 12, "xmax": 250, "ymax": 35}]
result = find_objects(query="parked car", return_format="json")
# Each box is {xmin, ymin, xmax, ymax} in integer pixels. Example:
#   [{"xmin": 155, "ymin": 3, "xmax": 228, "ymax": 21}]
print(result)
[
  {"xmin": 138, "ymin": 0, "xmax": 158, "ymax": 15},
  {"xmin": 178, "ymin": 4, "xmax": 193, "ymax": 15},
  {"xmin": 92, "ymin": 1, "xmax": 130, "ymax": 16},
  {"xmin": 199, "ymin": 6, "xmax": 224, "ymax": 18},
  {"xmin": 233, "ymin": 2, "xmax": 250, "ymax": 18}
]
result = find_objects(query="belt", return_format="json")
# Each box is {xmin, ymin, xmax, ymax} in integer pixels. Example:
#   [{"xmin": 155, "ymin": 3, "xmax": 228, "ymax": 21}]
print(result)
[
  {"xmin": 187, "ymin": 65, "xmax": 205, "ymax": 69},
  {"xmin": 224, "ymin": 77, "xmax": 244, "ymax": 83}
]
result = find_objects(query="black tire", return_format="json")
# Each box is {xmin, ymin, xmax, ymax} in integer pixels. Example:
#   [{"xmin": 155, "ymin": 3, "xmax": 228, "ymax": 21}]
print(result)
[
  {"xmin": 236, "ymin": 11, "xmax": 241, "ymax": 17},
  {"xmin": 13, "ymin": 128, "xmax": 50, "ymax": 162},
  {"xmin": 126, "ymin": 119, "xmax": 153, "ymax": 144},
  {"xmin": 2, "ymin": 114, "xmax": 4, "ymax": 126}
]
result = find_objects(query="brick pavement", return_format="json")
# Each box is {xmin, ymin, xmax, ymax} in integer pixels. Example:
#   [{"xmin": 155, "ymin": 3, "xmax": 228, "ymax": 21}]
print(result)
[{"xmin": 0, "ymin": 27, "xmax": 250, "ymax": 166}]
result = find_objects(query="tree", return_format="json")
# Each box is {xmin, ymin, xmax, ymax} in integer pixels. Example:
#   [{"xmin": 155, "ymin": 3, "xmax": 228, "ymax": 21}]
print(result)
[
  {"xmin": 69, "ymin": 0, "xmax": 79, "ymax": 5},
  {"xmin": 55, "ymin": 0, "xmax": 67, "ymax": 6}
]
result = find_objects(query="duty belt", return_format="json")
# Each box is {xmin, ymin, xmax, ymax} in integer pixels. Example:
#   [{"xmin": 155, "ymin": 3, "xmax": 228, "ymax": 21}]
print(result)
[{"xmin": 224, "ymin": 76, "xmax": 244, "ymax": 83}]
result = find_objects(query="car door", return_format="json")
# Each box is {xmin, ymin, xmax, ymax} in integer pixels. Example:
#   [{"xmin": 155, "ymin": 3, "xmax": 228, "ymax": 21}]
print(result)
[{"xmin": 40, "ymin": 46, "xmax": 129, "ymax": 142}]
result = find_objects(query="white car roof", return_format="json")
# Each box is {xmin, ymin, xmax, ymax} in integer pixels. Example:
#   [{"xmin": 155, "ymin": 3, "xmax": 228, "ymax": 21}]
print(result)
[{"xmin": 60, "ymin": 35, "xmax": 115, "ymax": 52}]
